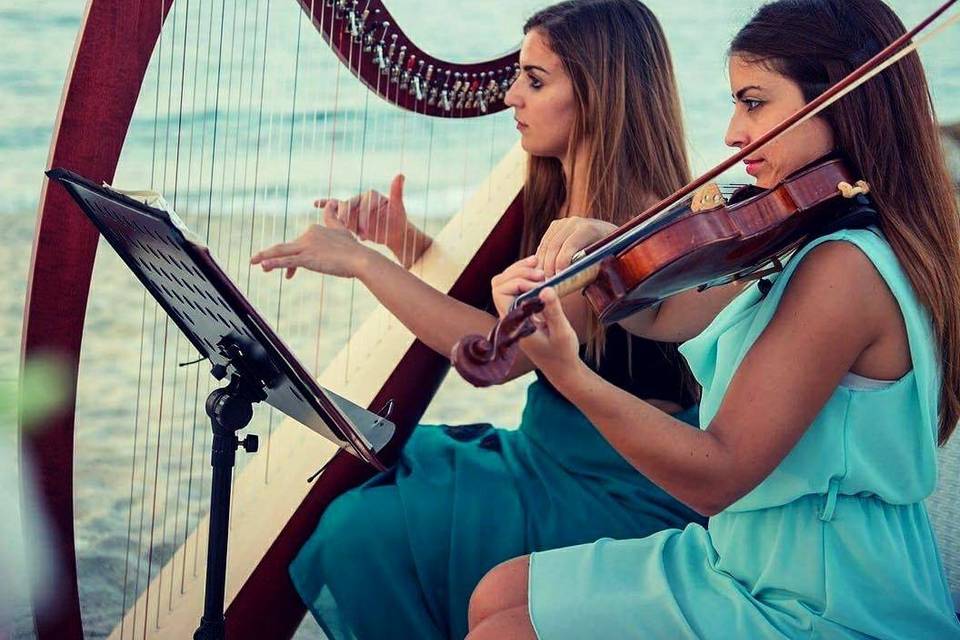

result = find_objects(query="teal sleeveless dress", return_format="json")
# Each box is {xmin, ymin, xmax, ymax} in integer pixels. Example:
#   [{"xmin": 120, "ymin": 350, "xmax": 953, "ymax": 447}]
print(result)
[
  {"xmin": 528, "ymin": 229, "xmax": 960, "ymax": 639},
  {"xmin": 290, "ymin": 328, "xmax": 704, "ymax": 640}
]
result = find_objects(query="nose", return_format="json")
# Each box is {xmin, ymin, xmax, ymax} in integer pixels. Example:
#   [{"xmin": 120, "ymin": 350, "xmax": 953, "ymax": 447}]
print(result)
[
  {"xmin": 724, "ymin": 111, "xmax": 748, "ymax": 150},
  {"xmin": 504, "ymin": 77, "xmax": 522, "ymax": 109}
]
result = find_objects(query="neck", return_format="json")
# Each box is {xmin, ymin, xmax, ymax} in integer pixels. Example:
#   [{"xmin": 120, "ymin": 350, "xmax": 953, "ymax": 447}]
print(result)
[{"xmin": 561, "ymin": 143, "xmax": 590, "ymax": 216}]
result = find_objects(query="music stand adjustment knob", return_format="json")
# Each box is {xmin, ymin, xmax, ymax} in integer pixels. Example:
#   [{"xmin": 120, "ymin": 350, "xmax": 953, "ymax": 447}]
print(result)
[{"xmin": 241, "ymin": 434, "xmax": 259, "ymax": 453}]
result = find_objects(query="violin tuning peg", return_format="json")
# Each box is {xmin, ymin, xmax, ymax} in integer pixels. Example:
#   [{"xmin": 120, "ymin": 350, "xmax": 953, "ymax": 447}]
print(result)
[
  {"xmin": 691, "ymin": 183, "xmax": 726, "ymax": 213},
  {"xmin": 837, "ymin": 180, "xmax": 871, "ymax": 198}
]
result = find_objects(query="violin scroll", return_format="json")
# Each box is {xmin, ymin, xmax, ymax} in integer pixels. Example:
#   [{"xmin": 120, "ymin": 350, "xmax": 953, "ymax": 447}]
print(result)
[{"xmin": 451, "ymin": 297, "xmax": 544, "ymax": 387}]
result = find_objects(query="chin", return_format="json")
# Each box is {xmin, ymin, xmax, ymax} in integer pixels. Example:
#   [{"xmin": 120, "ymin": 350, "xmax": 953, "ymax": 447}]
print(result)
[
  {"xmin": 754, "ymin": 173, "xmax": 775, "ymax": 189},
  {"xmin": 522, "ymin": 143, "xmax": 564, "ymax": 160}
]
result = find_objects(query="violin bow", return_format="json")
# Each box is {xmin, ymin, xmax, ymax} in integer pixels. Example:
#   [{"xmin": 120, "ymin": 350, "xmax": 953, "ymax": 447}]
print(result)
[{"xmin": 452, "ymin": 0, "xmax": 959, "ymax": 387}]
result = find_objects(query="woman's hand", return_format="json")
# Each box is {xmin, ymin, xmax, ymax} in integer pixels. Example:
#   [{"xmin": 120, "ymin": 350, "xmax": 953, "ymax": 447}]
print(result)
[
  {"xmin": 519, "ymin": 287, "xmax": 582, "ymax": 379},
  {"xmin": 535, "ymin": 217, "xmax": 618, "ymax": 277},
  {"xmin": 316, "ymin": 174, "xmax": 431, "ymax": 268},
  {"xmin": 490, "ymin": 259, "xmax": 581, "ymax": 379},
  {"xmin": 491, "ymin": 256, "xmax": 545, "ymax": 318},
  {"xmin": 250, "ymin": 210, "xmax": 376, "ymax": 279}
]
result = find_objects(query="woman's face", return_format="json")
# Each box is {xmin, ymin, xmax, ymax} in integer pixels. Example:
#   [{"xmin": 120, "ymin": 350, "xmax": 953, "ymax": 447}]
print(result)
[
  {"xmin": 504, "ymin": 29, "xmax": 577, "ymax": 158},
  {"xmin": 725, "ymin": 54, "xmax": 835, "ymax": 188}
]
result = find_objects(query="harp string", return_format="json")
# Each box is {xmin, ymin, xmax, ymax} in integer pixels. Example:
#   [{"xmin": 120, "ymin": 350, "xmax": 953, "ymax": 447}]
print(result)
[
  {"xmin": 126, "ymin": 2, "xmax": 170, "ymax": 633},
  {"xmin": 287, "ymin": 3, "xmax": 315, "ymax": 397},
  {"xmin": 289, "ymin": 0, "xmax": 327, "ymax": 400},
  {"xmin": 158, "ymin": 0, "xmax": 198, "ymax": 617},
  {"xmin": 312, "ymin": 0, "xmax": 334, "ymax": 378},
  {"xmin": 84, "ymin": 2, "xmax": 520, "ymax": 635},
  {"xmin": 222, "ymin": 0, "xmax": 244, "ymax": 541},
  {"xmin": 264, "ymin": 1, "xmax": 307, "ymax": 482},
  {"xmin": 343, "ymin": 25, "xmax": 368, "ymax": 385},
  {"xmin": 148, "ymin": 0, "xmax": 188, "ymax": 629},
  {"xmin": 178, "ymin": 0, "xmax": 211, "ymax": 575}
]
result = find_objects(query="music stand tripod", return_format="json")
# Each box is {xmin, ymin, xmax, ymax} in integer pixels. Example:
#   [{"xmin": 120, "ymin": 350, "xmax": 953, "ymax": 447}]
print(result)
[{"xmin": 48, "ymin": 168, "xmax": 396, "ymax": 640}]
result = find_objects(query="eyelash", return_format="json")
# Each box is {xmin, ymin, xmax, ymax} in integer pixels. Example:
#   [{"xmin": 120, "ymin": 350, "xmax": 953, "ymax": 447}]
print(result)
[
  {"xmin": 743, "ymin": 98, "xmax": 763, "ymax": 112},
  {"xmin": 528, "ymin": 75, "xmax": 543, "ymax": 90}
]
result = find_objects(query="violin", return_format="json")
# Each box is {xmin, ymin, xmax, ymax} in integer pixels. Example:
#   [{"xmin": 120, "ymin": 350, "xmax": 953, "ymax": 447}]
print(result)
[{"xmin": 451, "ymin": 0, "xmax": 957, "ymax": 388}]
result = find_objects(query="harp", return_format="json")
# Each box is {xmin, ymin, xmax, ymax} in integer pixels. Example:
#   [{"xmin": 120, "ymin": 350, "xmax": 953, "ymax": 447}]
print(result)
[{"xmin": 20, "ymin": 0, "xmax": 524, "ymax": 637}]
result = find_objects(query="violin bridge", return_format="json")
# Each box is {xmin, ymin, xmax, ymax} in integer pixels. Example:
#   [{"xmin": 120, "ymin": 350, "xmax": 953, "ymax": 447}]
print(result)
[{"xmin": 691, "ymin": 183, "xmax": 726, "ymax": 212}]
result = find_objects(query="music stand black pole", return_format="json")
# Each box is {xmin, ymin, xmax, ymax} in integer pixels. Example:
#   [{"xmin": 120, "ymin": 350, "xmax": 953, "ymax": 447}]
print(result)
[
  {"xmin": 47, "ymin": 168, "xmax": 395, "ymax": 640},
  {"xmin": 194, "ymin": 356, "xmax": 264, "ymax": 640}
]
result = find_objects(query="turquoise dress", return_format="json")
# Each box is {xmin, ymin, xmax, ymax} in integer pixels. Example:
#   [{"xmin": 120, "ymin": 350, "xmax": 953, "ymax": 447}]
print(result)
[
  {"xmin": 528, "ymin": 229, "xmax": 960, "ymax": 639},
  {"xmin": 290, "ymin": 328, "xmax": 704, "ymax": 639}
]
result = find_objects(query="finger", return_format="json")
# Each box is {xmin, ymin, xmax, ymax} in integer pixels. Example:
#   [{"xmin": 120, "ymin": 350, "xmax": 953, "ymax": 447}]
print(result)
[
  {"xmin": 251, "ymin": 241, "xmax": 299, "ymax": 263},
  {"xmin": 343, "ymin": 198, "xmax": 363, "ymax": 235},
  {"xmin": 358, "ymin": 193, "xmax": 377, "ymax": 241},
  {"xmin": 541, "ymin": 232, "xmax": 566, "ymax": 277},
  {"xmin": 538, "ymin": 287, "xmax": 565, "ymax": 324},
  {"xmin": 285, "ymin": 266, "xmax": 298, "ymax": 280},
  {"xmin": 260, "ymin": 254, "xmax": 304, "ymax": 272},
  {"xmin": 538, "ymin": 218, "xmax": 571, "ymax": 271},
  {"xmin": 494, "ymin": 278, "xmax": 543, "ymax": 296},
  {"xmin": 323, "ymin": 201, "xmax": 346, "ymax": 229},
  {"xmin": 389, "ymin": 174, "xmax": 405, "ymax": 211},
  {"xmin": 491, "ymin": 256, "xmax": 536, "ymax": 284},
  {"xmin": 535, "ymin": 221, "xmax": 559, "ymax": 268},
  {"xmin": 492, "ymin": 261, "xmax": 543, "ymax": 286},
  {"xmin": 337, "ymin": 200, "xmax": 360, "ymax": 234},
  {"xmin": 555, "ymin": 234, "xmax": 586, "ymax": 272},
  {"xmin": 314, "ymin": 198, "xmax": 328, "ymax": 209},
  {"xmin": 505, "ymin": 267, "xmax": 545, "ymax": 283}
]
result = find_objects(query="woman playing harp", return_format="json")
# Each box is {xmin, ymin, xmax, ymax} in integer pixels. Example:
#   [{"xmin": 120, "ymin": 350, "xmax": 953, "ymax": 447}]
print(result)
[
  {"xmin": 252, "ymin": 1, "xmax": 705, "ymax": 637},
  {"xmin": 471, "ymin": 0, "xmax": 960, "ymax": 637}
]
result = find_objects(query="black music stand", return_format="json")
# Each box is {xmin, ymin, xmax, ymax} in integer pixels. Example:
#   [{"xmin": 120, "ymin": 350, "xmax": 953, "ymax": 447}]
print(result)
[{"xmin": 47, "ymin": 168, "xmax": 396, "ymax": 640}]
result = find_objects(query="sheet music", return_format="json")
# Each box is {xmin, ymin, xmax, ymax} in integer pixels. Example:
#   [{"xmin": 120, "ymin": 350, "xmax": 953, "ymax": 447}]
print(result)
[{"xmin": 104, "ymin": 183, "xmax": 208, "ymax": 248}]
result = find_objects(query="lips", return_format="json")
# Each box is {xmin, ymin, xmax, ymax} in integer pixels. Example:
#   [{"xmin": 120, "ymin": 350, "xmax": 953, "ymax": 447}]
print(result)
[
  {"xmin": 744, "ymin": 158, "xmax": 764, "ymax": 176},
  {"xmin": 515, "ymin": 118, "xmax": 528, "ymax": 131}
]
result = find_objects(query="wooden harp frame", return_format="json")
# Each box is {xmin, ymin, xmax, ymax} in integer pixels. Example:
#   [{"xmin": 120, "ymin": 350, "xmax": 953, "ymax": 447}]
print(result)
[{"xmin": 20, "ymin": 1, "xmax": 524, "ymax": 637}]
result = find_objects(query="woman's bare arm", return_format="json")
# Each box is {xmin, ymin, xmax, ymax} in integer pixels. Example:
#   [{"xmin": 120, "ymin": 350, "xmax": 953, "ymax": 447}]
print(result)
[
  {"xmin": 528, "ymin": 242, "xmax": 899, "ymax": 515},
  {"xmin": 616, "ymin": 282, "xmax": 747, "ymax": 342},
  {"xmin": 357, "ymin": 251, "xmax": 589, "ymax": 380}
]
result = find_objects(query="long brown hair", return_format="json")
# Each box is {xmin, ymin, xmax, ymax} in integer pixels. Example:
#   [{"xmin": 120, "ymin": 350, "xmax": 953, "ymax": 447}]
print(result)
[
  {"xmin": 731, "ymin": 0, "xmax": 960, "ymax": 444},
  {"xmin": 520, "ymin": 0, "xmax": 691, "ymax": 361}
]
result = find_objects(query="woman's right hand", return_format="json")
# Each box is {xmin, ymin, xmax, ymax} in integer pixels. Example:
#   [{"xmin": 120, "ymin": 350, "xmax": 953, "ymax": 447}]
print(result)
[
  {"xmin": 535, "ymin": 217, "xmax": 618, "ymax": 277},
  {"xmin": 316, "ymin": 174, "xmax": 431, "ymax": 268}
]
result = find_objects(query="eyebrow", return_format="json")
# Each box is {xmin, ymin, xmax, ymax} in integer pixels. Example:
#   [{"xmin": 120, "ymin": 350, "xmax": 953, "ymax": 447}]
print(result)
[
  {"xmin": 733, "ymin": 85, "xmax": 764, "ymax": 100},
  {"xmin": 522, "ymin": 64, "xmax": 550, "ymax": 75}
]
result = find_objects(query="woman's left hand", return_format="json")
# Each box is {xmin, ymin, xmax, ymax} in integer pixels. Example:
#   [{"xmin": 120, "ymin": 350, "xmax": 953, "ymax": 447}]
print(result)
[
  {"xmin": 519, "ymin": 287, "xmax": 582, "ymax": 378},
  {"xmin": 250, "ymin": 211, "xmax": 375, "ymax": 279}
]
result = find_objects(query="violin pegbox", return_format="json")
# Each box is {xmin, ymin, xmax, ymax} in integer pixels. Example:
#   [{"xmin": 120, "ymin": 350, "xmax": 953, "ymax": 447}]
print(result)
[{"xmin": 691, "ymin": 183, "xmax": 727, "ymax": 213}]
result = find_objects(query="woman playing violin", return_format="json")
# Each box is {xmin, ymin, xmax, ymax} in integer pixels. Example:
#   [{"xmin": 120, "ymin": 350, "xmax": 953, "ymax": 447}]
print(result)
[
  {"xmin": 252, "ymin": 2, "xmax": 706, "ymax": 638},
  {"xmin": 469, "ymin": 0, "xmax": 960, "ymax": 637}
]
